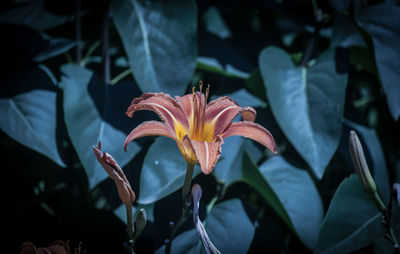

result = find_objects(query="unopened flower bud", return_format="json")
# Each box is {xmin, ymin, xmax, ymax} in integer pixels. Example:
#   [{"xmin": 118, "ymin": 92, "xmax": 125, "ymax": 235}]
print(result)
[
  {"xmin": 93, "ymin": 141, "xmax": 136, "ymax": 236},
  {"xmin": 135, "ymin": 208, "xmax": 147, "ymax": 234},
  {"xmin": 349, "ymin": 131, "xmax": 377, "ymax": 195}
]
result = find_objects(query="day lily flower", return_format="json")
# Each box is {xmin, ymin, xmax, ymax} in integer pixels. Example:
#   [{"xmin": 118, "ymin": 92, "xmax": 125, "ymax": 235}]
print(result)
[
  {"xmin": 19, "ymin": 241, "xmax": 69, "ymax": 254},
  {"xmin": 124, "ymin": 82, "xmax": 276, "ymax": 175}
]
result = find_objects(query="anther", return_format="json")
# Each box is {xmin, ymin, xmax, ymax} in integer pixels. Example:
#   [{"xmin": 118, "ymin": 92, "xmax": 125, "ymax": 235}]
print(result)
[
  {"xmin": 205, "ymin": 84, "xmax": 210, "ymax": 101},
  {"xmin": 199, "ymin": 80, "xmax": 203, "ymax": 93},
  {"xmin": 192, "ymin": 86, "xmax": 197, "ymax": 101}
]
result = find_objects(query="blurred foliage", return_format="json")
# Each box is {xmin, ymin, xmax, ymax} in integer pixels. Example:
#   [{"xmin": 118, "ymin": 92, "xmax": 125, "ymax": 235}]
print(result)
[{"xmin": 1, "ymin": 0, "xmax": 400, "ymax": 253}]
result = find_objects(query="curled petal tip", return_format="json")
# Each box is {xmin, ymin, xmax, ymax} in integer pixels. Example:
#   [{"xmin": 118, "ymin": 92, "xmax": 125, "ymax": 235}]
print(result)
[{"xmin": 93, "ymin": 145, "xmax": 102, "ymax": 157}]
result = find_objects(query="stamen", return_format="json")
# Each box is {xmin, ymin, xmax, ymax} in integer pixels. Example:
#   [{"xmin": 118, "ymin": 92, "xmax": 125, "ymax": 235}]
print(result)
[
  {"xmin": 192, "ymin": 86, "xmax": 198, "ymax": 139},
  {"xmin": 199, "ymin": 80, "xmax": 203, "ymax": 93},
  {"xmin": 192, "ymin": 86, "xmax": 196, "ymax": 97},
  {"xmin": 205, "ymin": 84, "xmax": 210, "ymax": 102}
]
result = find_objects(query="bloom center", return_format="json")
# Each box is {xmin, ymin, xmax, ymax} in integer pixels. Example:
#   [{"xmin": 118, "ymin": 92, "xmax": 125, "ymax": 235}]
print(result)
[{"xmin": 189, "ymin": 83, "xmax": 214, "ymax": 142}]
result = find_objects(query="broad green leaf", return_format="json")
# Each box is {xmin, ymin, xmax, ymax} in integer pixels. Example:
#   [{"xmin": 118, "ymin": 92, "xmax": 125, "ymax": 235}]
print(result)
[
  {"xmin": 211, "ymin": 89, "xmax": 266, "ymax": 109},
  {"xmin": 242, "ymin": 154, "xmax": 323, "ymax": 249},
  {"xmin": 197, "ymin": 56, "xmax": 249, "ymax": 79},
  {"xmin": 60, "ymin": 64, "xmax": 140, "ymax": 189},
  {"xmin": 157, "ymin": 199, "xmax": 255, "ymax": 254},
  {"xmin": 331, "ymin": 14, "xmax": 366, "ymax": 48},
  {"xmin": 315, "ymin": 174, "xmax": 385, "ymax": 254},
  {"xmin": 0, "ymin": 0, "xmax": 71, "ymax": 31},
  {"xmin": 345, "ymin": 120, "xmax": 390, "ymax": 201},
  {"xmin": 0, "ymin": 85, "xmax": 65, "ymax": 167},
  {"xmin": 203, "ymin": 6, "xmax": 232, "ymax": 39},
  {"xmin": 259, "ymin": 47, "xmax": 347, "ymax": 179},
  {"xmin": 356, "ymin": 2, "xmax": 400, "ymax": 120},
  {"xmin": 213, "ymin": 136, "xmax": 262, "ymax": 186},
  {"xmin": 111, "ymin": 0, "xmax": 197, "ymax": 95},
  {"xmin": 34, "ymin": 35, "xmax": 76, "ymax": 62},
  {"xmin": 374, "ymin": 236, "xmax": 396, "ymax": 254},
  {"xmin": 138, "ymin": 137, "xmax": 200, "ymax": 204}
]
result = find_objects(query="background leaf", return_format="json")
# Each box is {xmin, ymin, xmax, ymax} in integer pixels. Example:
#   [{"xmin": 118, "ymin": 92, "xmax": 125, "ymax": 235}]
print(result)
[
  {"xmin": 0, "ymin": 67, "xmax": 65, "ymax": 167},
  {"xmin": 355, "ymin": 2, "xmax": 400, "ymax": 120},
  {"xmin": 202, "ymin": 6, "xmax": 232, "ymax": 40},
  {"xmin": 138, "ymin": 137, "xmax": 200, "ymax": 204},
  {"xmin": 157, "ymin": 199, "xmax": 255, "ymax": 254},
  {"xmin": 0, "ymin": 0, "xmax": 71, "ymax": 31},
  {"xmin": 211, "ymin": 88, "xmax": 265, "ymax": 108},
  {"xmin": 34, "ymin": 35, "xmax": 76, "ymax": 63},
  {"xmin": 315, "ymin": 174, "xmax": 385, "ymax": 254},
  {"xmin": 197, "ymin": 56, "xmax": 250, "ymax": 79},
  {"xmin": 331, "ymin": 14, "xmax": 366, "ymax": 48},
  {"xmin": 61, "ymin": 64, "xmax": 140, "ymax": 188},
  {"xmin": 213, "ymin": 136, "xmax": 262, "ymax": 186},
  {"xmin": 242, "ymin": 154, "xmax": 323, "ymax": 249},
  {"xmin": 259, "ymin": 47, "xmax": 348, "ymax": 179},
  {"xmin": 111, "ymin": 0, "xmax": 197, "ymax": 95}
]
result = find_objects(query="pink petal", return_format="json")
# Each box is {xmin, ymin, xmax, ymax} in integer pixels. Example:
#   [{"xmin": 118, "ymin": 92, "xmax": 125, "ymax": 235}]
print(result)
[
  {"xmin": 175, "ymin": 92, "xmax": 206, "ymax": 120},
  {"xmin": 184, "ymin": 136, "xmax": 224, "ymax": 175},
  {"xmin": 93, "ymin": 142, "xmax": 136, "ymax": 205},
  {"xmin": 205, "ymin": 96, "xmax": 256, "ymax": 135},
  {"xmin": 124, "ymin": 121, "xmax": 177, "ymax": 151},
  {"xmin": 222, "ymin": 121, "xmax": 276, "ymax": 153},
  {"xmin": 126, "ymin": 93, "xmax": 189, "ymax": 131}
]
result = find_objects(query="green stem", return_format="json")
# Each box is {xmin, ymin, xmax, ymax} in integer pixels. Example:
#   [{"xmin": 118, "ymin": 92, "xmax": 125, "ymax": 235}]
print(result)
[
  {"xmin": 373, "ymin": 192, "xmax": 387, "ymax": 214},
  {"xmin": 165, "ymin": 203, "xmax": 191, "ymax": 254},
  {"xmin": 81, "ymin": 41, "xmax": 100, "ymax": 67},
  {"xmin": 389, "ymin": 227, "xmax": 400, "ymax": 249},
  {"xmin": 373, "ymin": 191, "xmax": 399, "ymax": 251},
  {"xmin": 110, "ymin": 68, "xmax": 132, "ymax": 85},
  {"xmin": 206, "ymin": 196, "xmax": 218, "ymax": 214},
  {"xmin": 165, "ymin": 163, "xmax": 195, "ymax": 254},
  {"xmin": 182, "ymin": 163, "xmax": 195, "ymax": 202},
  {"xmin": 101, "ymin": 0, "xmax": 111, "ymax": 84},
  {"xmin": 75, "ymin": 0, "xmax": 82, "ymax": 66}
]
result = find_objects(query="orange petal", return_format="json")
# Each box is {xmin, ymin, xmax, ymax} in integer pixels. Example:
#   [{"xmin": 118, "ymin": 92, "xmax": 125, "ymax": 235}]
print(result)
[
  {"xmin": 222, "ymin": 121, "xmax": 276, "ymax": 153},
  {"xmin": 184, "ymin": 136, "xmax": 224, "ymax": 175},
  {"xmin": 205, "ymin": 96, "xmax": 256, "ymax": 135},
  {"xmin": 126, "ymin": 93, "xmax": 189, "ymax": 130},
  {"xmin": 124, "ymin": 121, "xmax": 177, "ymax": 151}
]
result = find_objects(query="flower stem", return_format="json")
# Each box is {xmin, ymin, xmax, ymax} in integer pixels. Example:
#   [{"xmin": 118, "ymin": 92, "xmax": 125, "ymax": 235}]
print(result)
[
  {"xmin": 165, "ymin": 163, "xmax": 195, "ymax": 254},
  {"xmin": 182, "ymin": 163, "xmax": 195, "ymax": 202},
  {"xmin": 75, "ymin": 0, "xmax": 82, "ymax": 66},
  {"xmin": 101, "ymin": 0, "xmax": 111, "ymax": 84},
  {"xmin": 374, "ymin": 190, "xmax": 400, "ymax": 251},
  {"xmin": 110, "ymin": 68, "xmax": 132, "ymax": 85},
  {"xmin": 373, "ymin": 192, "xmax": 387, "ymax": 214}
]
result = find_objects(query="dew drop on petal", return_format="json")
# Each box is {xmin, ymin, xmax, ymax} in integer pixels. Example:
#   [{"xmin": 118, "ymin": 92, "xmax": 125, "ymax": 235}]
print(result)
[{"xmin": 154, "ymin": 160, "xmax": 159, "ymax": 165}]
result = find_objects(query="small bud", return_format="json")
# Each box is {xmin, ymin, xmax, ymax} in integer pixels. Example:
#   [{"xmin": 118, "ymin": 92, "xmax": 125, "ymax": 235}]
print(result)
[
  {"xmin": 135, "ymin": 208, "xmax": 147, "ymax": 234},
  {"xmin": 349, "ymin": 131, "xmax": 377, "ymax": 195}
]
